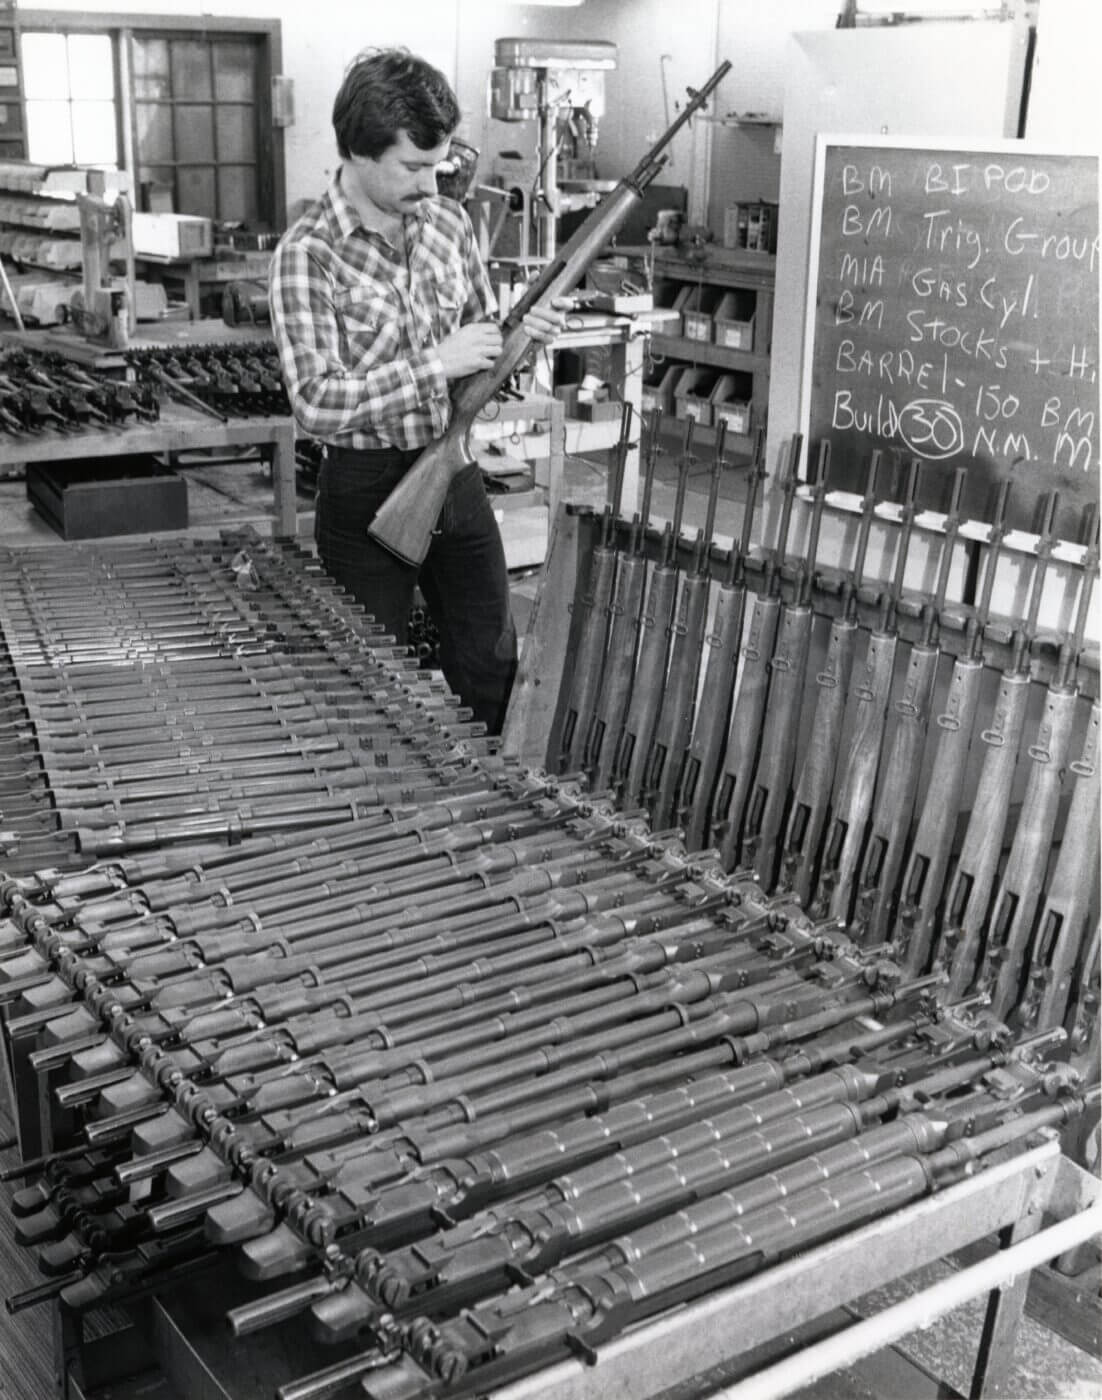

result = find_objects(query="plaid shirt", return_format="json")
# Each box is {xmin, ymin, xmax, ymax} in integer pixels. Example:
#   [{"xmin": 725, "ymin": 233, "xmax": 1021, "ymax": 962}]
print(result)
[{"xmin": 270, "ymin": 172, "xmax": 496, "ymax": 450}]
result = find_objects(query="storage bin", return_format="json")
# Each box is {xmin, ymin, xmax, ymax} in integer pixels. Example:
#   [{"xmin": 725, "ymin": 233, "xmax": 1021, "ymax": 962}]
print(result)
[
  {"xmin": 710, "ymin": 373, "xmax": 753, "ymax": 435},
  {"xmin": 674, "ymin": 367, "xmax": 719, "ymax": 426},
  {"xmin": 641, "ymin": 364, "xmax": 681, "ymax": 416},
  {"xmin": 679, "ymin": 284, "xmax": 723, "ymax": 342},
  {"xmin": 713, "ymin": 289, "xmax": 756, "ymax": 351}
]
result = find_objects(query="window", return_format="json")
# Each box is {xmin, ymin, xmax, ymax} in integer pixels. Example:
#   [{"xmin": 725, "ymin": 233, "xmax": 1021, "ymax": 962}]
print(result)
[
  {"xmin": 21, "ymin": 31, "xmax": 119, "ymax": 167},
  {"xmin": 133, "ymin": 35, "xmax": 263, "ymax": 223}
]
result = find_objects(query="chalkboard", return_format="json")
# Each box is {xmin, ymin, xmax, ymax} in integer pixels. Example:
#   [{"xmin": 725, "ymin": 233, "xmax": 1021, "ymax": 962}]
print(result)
[{"xmin": 804, "ymin": 139, "xmax": 1099, "ymax": 536}]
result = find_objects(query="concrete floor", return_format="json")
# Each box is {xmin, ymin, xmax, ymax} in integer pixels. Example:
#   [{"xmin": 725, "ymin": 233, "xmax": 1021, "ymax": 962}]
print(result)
[{"xmin": 0, "ymin": 441, "xmax": 1099, "ymax": 1400}]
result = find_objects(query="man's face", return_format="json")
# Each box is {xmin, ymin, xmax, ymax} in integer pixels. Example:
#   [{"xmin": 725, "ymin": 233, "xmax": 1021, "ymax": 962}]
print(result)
[{"xmin": 343, "ymin": 129, "xmax": 452, "ymax": 223}]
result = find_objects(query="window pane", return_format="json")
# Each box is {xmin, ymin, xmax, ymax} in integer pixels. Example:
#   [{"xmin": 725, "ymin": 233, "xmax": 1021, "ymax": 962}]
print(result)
[
  {"xmin": 135, "ymin": 102, "xmax": 174, "ymax": 164},
  {"xmin": 213, "ymin": 41, "xmax": 255, "ymax": 102},
  {"xmin": 171, "ymin": 41, "xmax": 211, "ymax": 100},
  {"xmin": 21, "ymin": 34, "xmax": 69, "ymax": 99},
  {"xmin": 133, "ymin": 37, "xmax": 170, "ymax": 100},
  {"xmin": 72, "ymin": 101, "xmax": 118, "ymax": 165},
  {"xmin": 25, "ymin": 100, "xmax": 74, "ymax": 164},
  {"xmin": 177, "ymin": 165, "xmax": 216, "ymax": 217},
  {"xmin": 176, "ymin": 105, "xmax": 214, "ymax": 163},
  {"xmin": 216, "ymin": 105, "xmax": 255, "ymax": 162},
  {"xmin": 218, "ymin": 165, "xmax": 257, "ymax": 223},
  {"xmin": 67, "ymin": 35, "xmax": 113, "ymax": 100}
]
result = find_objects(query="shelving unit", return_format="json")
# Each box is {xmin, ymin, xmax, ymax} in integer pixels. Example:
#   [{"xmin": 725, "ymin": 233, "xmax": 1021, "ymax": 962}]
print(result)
[
  {"xmin": 0, "ymin": 162, "xmax": 131, "ymax": 326},
  {"xmin": 641, "ymin": 245, "xmax": 775, "ymax": 457},
  {"xmin": 0, "ymin": 3, "xmax": 24, "ymax": 163}
]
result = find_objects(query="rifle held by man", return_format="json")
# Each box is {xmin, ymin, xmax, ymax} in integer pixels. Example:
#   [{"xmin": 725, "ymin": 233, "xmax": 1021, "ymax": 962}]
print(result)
[{"xmin": 367, "ymin": 62, "xmax": 732, "ymax": 566}]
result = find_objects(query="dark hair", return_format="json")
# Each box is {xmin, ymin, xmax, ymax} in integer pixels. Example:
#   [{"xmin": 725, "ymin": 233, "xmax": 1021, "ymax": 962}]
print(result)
[{"xmin": 333, "ymin": 48, "xmax": 460, "ymax": 160}]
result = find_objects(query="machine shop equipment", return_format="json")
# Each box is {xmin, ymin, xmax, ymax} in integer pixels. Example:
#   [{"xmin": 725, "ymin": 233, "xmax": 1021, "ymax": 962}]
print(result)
[{"xmin": 485, "ymin": 37, "xmax": 618, "ymax": 262}]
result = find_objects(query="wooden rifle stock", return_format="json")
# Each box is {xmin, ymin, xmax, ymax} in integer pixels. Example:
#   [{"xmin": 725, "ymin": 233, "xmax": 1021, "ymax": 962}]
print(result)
[{"xmin": 366, "ymin": 62, "xmax": 731, "ymax": 566}]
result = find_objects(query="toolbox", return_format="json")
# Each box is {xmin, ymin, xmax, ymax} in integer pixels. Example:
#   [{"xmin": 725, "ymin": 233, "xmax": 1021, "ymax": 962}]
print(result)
[{"xmin": 26, "ymin": 454, "xmax": 188, "ymax": 538}]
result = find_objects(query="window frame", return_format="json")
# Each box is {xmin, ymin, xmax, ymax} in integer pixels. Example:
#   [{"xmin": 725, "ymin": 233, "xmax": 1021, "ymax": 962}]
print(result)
[{"xmin": 18, "ymin": 11, "xmax": 285, "ymax": 229}]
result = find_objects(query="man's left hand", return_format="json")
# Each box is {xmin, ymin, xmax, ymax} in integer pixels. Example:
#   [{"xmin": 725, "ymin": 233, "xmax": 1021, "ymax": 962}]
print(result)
[{"xmin": 522, "ymin": 297, "xmax": 570, "ymax": 345}]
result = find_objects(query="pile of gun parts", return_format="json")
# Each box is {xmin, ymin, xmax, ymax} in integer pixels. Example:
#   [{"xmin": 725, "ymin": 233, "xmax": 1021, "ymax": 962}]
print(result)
[
  {"xmin": 0, "ymin": 342, "xmax": 289, "ymax": 436},
  {"xmin": 0, "ymin": 456, "xmax": 1095, "ymax": 1399}
]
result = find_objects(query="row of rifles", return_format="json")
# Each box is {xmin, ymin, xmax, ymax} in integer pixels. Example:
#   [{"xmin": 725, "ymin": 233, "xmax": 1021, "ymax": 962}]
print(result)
[
  {"xmin": 0, "ymin": 533, "xmax": 1096, "ymax": 1400},
  {"xmin": 556, "ymin": 406, "xmax": 1100, "ymax": 1044}
]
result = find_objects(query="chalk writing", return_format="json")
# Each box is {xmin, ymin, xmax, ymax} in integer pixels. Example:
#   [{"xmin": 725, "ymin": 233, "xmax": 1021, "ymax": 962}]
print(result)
[{"xmin": 810, "ymin": 145, "xmax": 1099, "ymax": 522}]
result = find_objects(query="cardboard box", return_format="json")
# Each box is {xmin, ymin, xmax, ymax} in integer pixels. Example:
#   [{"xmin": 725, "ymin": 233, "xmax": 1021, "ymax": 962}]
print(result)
[
  {"xmin": 713, "ymin": 290, "xmax": 756, "ymax": 351},
  {"xmin": 132, "ymin": 211, "xmax": 213, "ymax": 259}
]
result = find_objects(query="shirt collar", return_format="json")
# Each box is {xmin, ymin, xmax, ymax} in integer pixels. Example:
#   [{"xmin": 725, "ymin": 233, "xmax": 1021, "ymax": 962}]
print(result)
[{"xmin": 327, "ymin": 168, "xmax": 431, "ymax": 248}]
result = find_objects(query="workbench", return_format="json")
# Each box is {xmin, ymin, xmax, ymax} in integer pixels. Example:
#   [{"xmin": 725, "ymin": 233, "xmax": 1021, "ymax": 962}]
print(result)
[
  {"xmin": 50, "ymin": 1139, "xmax": 1101, "ymax": 1400},
  {"xmin": 0, "ymin": 322, "xmax": 298, "ymax": 537},
  {"xmin": 0, "ymin": 403, "xmax": 298, "ymax": 538}
]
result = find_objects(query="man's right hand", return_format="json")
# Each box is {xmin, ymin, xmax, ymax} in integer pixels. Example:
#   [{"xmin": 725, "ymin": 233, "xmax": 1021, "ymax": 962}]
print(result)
[{"xmin": 437, "ymin": 321, "xmax": 503, "ymax": 379}]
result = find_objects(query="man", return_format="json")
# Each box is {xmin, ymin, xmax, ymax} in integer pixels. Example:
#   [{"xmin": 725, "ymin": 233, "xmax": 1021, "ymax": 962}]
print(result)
[{"xmin": 270, "ymin": 48, "xmax": 564, "ymax": 734}]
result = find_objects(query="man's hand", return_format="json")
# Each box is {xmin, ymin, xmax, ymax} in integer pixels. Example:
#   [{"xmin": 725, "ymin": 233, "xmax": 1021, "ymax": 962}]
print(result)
[
  {"xmin": 522, "ymin": 297, "xmax": 570, "ymax": 345},
  {"xmin": 437, "ymin": 321, "xmax": 503, "ymax": 379}
]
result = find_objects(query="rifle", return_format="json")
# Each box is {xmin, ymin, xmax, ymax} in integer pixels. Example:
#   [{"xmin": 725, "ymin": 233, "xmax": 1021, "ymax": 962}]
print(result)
[
  {"xmin": 851, "ymin": 464, "xmax": 968, "ymax": 948},
  {"xmin": 982, "ymin": 504, "xmax": 1098, "ymax": 1022},
  {"xmin": 367, "ymin": 62, "xmax": 732, "ymax": 566},
  {"xmin": 897, "ymin": 481, "xmax": 1011, "ymax": 976},
  {"xmin": 778, "ymin": 451, "xmax": 880, "ymax": 904},
  {"xmin": 810, "ymin": 458, "xmax": 921, "ymax": 926},
  {"xmin": 711, "ymin": 434, "xmax": 802, "ymax": 870},
  {"xmin": 939, "ymin": 492, "xmax": 1061, "ymax": 997},
  {"xmin": 1019, "ymin": 696, "xmax": 1100, "ymax": 1032},
  {"xmin": 612, "ymin": 418, "xmax": 693, "ymax": 806},
  {"xmin": 644, "ymin": 421, "xmax": 726, "ymax": 828},
  {"xmin": 584, "ymin": 416, "xmax": 660, "ymax": 788},
  {"xmin": 740, "ymin": 441, "xmax": 829, "ymax": 888},
  {"xmin": 557, "ymin": 402, "xmax": 632, "ymax": 772},
  {"xmin": 677, "ymin": 432, "xmax": 764, "ymax": 851}
]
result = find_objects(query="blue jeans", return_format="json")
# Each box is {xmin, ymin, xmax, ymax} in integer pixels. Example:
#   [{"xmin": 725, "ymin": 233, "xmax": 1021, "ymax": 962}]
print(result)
[{"xmin": 314, "ymin": 444, "xmax": 516, "ymax": 733}]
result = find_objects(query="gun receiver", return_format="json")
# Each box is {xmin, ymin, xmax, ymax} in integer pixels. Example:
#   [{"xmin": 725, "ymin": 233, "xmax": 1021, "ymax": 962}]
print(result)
[
  {"xmin": 898, "ymin": 480, "xmax": 1011, "ymax": 976},
  {"xmin": 779, "ymin": 450, "xmax": 880, "ymax": 903},
  {"xmin": 740, "ymin": 440, "xmax": 829, "ymax": 888},
  {"xmin": 811, "ymin": 457, "xmax": 921, "ymax": 926},
  {"xmin": 852, "ymin": 463, "xmax": 968, "ymax": 948},
  {"xmin": 366, "ymin": 62, "xmax": 731, "ymax": 567},
  {"xmin": 557, "ymin": 402, "xmax": 632, "ymax": 772},
  {"xmin": 617, "ymin": 417, "xmax": 694, "ymax": 806},
  {"xmin": 982, "ymin": 502, "xmax": 1098, "ymax": 1022},
  {"xmin": 940, "ymin": 491, "xmax": 1060, "ymax": 997},
  {"xmin": 585, "ymin": 411, "xmax": 661, "ymax": 788},
  {"xmin": 712, "ymin": 433, "xmax": 803, "ymax": 871},
  {"xmin": 645, "ymin": 419, "xmax": 726, "ymax": 828},
  {"xmin": 677, "ymin": 430, "xmax": 764, "ymax": 850}
]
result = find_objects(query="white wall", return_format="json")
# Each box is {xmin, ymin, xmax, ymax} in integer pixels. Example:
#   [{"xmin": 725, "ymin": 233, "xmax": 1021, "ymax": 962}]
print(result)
[{"xmin": 16, "ymin": 0, "xmax": 843, "ymax": 216}]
